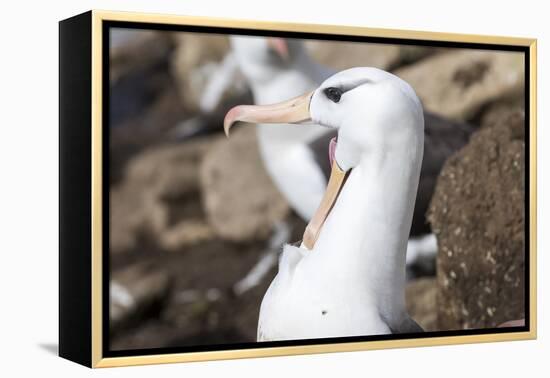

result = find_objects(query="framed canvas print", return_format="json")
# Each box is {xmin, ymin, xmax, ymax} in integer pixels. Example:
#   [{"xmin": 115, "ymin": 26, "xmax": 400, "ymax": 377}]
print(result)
[{"xmin": 59, "ymin": 10, "xmax": 537, "ymax": 368}]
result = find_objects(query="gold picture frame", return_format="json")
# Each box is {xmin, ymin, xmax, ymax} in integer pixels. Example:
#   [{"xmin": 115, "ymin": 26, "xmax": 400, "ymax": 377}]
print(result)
[{"xmin": 59, "ymin": 9, "xmax": 537, "ymax": 368}]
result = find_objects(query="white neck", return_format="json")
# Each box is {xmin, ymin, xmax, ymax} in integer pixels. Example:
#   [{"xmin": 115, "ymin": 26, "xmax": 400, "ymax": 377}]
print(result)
[{"xmin": 313, "ymin": 133, "xmax": 423, "ymax": 323}]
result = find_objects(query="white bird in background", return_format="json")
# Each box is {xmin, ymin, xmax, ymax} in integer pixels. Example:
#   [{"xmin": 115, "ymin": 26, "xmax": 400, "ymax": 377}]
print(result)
[
  {"xmin": 225, "ymin": 67, "xmax": 424, "ymax": 340},
  {"xmin": 229, "ymin": 36, "xmax": 334, "ymax": 220},
  {"xmin": 202, "ymin": 36, "xmax": 475, "ymax": 272}
]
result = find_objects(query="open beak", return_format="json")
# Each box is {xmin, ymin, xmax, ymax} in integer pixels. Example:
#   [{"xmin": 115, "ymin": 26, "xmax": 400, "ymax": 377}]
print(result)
[
  {"xmin": 302, "ymin": 159, "xmax": 348, "ymax": 249},
  {"xmin": 224, "ymin": 90, "xmax": 348, "ymax": 251},
  {"xmin": 224, "ymin": 91, "xmax": 313, "ymax": 136}
]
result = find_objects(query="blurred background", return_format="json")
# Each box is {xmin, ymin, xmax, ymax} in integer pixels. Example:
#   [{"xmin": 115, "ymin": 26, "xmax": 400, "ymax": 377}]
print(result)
[{"xmin": 108, "ymin": 27, "xmax": 526, "ymax": 350}]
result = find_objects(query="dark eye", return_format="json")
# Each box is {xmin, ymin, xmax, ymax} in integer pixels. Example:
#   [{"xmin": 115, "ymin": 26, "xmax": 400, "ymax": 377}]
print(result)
[{"xmin": 323, "ymin": 87, "xmax": 343, "ymax": 103}]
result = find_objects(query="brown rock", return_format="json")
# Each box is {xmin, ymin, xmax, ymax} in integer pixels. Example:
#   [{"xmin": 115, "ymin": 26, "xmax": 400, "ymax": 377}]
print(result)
[
  {"xmin": 428, "ymin": 105, "xmax": 525, "ymax": 330},
  {"xmin": 406, "ymin": 278, "xmax": 438, "ymax": 331},
  {"xmin": 171, "ymin": 33, "xmax": 243, "ymax": 113},
  {"xmin": 480, "ymin": 98, "xmax": 526, "ymax": 137},
  {"xmin": 109, "ymin": 29, "xmax": 187, "ymax": 183},
  {"xmin": 110, "ymin": 29, "xmax": 174, "ymax": 84},
  {"xmin": 159, "ymin": 220, "xmax": 215, "ymax": 252},
  {"xmin": 110, "ymin": 138, "xmax": 218, "ymax": 255},
  {"xmin": 397, "ymin": 50, "xmax": 524, "ymax": 120},
  {"xmin": 171, "ymin": 33, "xmax": 229, "ymax": 77},
  {"xmin": 305, "ymin": 41, "xmax": 434, "ymax": 71},
  {"xmin": 110, "ymin": 262, "xmax": 172, "ymax": 332},
  {"xmin": 200, "ymin": 126, "xmax": 290, "ymax": 241},
  {"xmin": 306, "ymin": 41, "xmax": 401, "ymax": 71},
  {"xmin": 109, "ymin": 184, "xmax": 150, "ymax": 255},
  {"xmin": 110, "ymin": 237, "xmax": 271, "ymax": 349}
]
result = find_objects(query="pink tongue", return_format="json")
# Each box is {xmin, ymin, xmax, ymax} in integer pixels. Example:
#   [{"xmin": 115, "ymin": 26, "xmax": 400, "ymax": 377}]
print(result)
[{"xmin": 328, "ymin": 137, "xmax": 337, "ymax": 167}]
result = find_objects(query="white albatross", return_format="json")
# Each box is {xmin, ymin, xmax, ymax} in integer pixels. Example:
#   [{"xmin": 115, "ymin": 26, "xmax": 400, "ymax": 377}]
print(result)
[{"xmin": 224, "ymin": 67, "xmax": 424, "ymax": 341}]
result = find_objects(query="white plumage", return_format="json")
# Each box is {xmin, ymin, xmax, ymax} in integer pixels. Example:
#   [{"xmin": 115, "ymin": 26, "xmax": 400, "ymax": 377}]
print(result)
[
  {"xmin": 258, "ymin": 68, "xmax": 424, "ymax": 340},
  {"xmin": 226, "ymin": 67, "xmax": 425, "ymax": 341}
]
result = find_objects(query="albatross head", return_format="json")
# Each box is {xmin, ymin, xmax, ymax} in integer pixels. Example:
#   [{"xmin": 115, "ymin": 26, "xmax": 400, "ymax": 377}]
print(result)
[
  {"xmin": 224, "ymin": 67, "xmax": 424, "ymax": 249},
  {"xmin": 308, "ymin": 67, "xmax": 423, "ymax": 170}
]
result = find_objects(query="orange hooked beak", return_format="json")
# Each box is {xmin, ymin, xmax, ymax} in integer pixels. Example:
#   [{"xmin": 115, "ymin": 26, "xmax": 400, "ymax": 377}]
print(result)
[
  {"xmin": 223, "ymin": 91, "xmax": 314, "ymax": 137},
  {"xmin": 224, "ymin": 91, "xmax": 349, "ymax": 250}
]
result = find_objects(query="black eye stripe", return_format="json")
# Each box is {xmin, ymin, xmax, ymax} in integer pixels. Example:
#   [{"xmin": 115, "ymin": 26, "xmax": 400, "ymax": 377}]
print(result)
[
  {"xmin": 322, "ymin": 79, "xmax": 374, "ymax": 103},
  {"xmin": 324, "ymin": 87, "xmax": 343, "ymax": 103}
]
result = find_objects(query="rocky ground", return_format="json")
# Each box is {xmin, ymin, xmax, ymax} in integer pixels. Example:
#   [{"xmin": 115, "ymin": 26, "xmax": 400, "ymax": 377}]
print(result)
[
  {"xmin": 108, "ymin": 29, "xmax": 526, "ymax": 350},
  {"xmin": 428, "ymin": 102, "xmax": 526, "ymax": 330}
]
